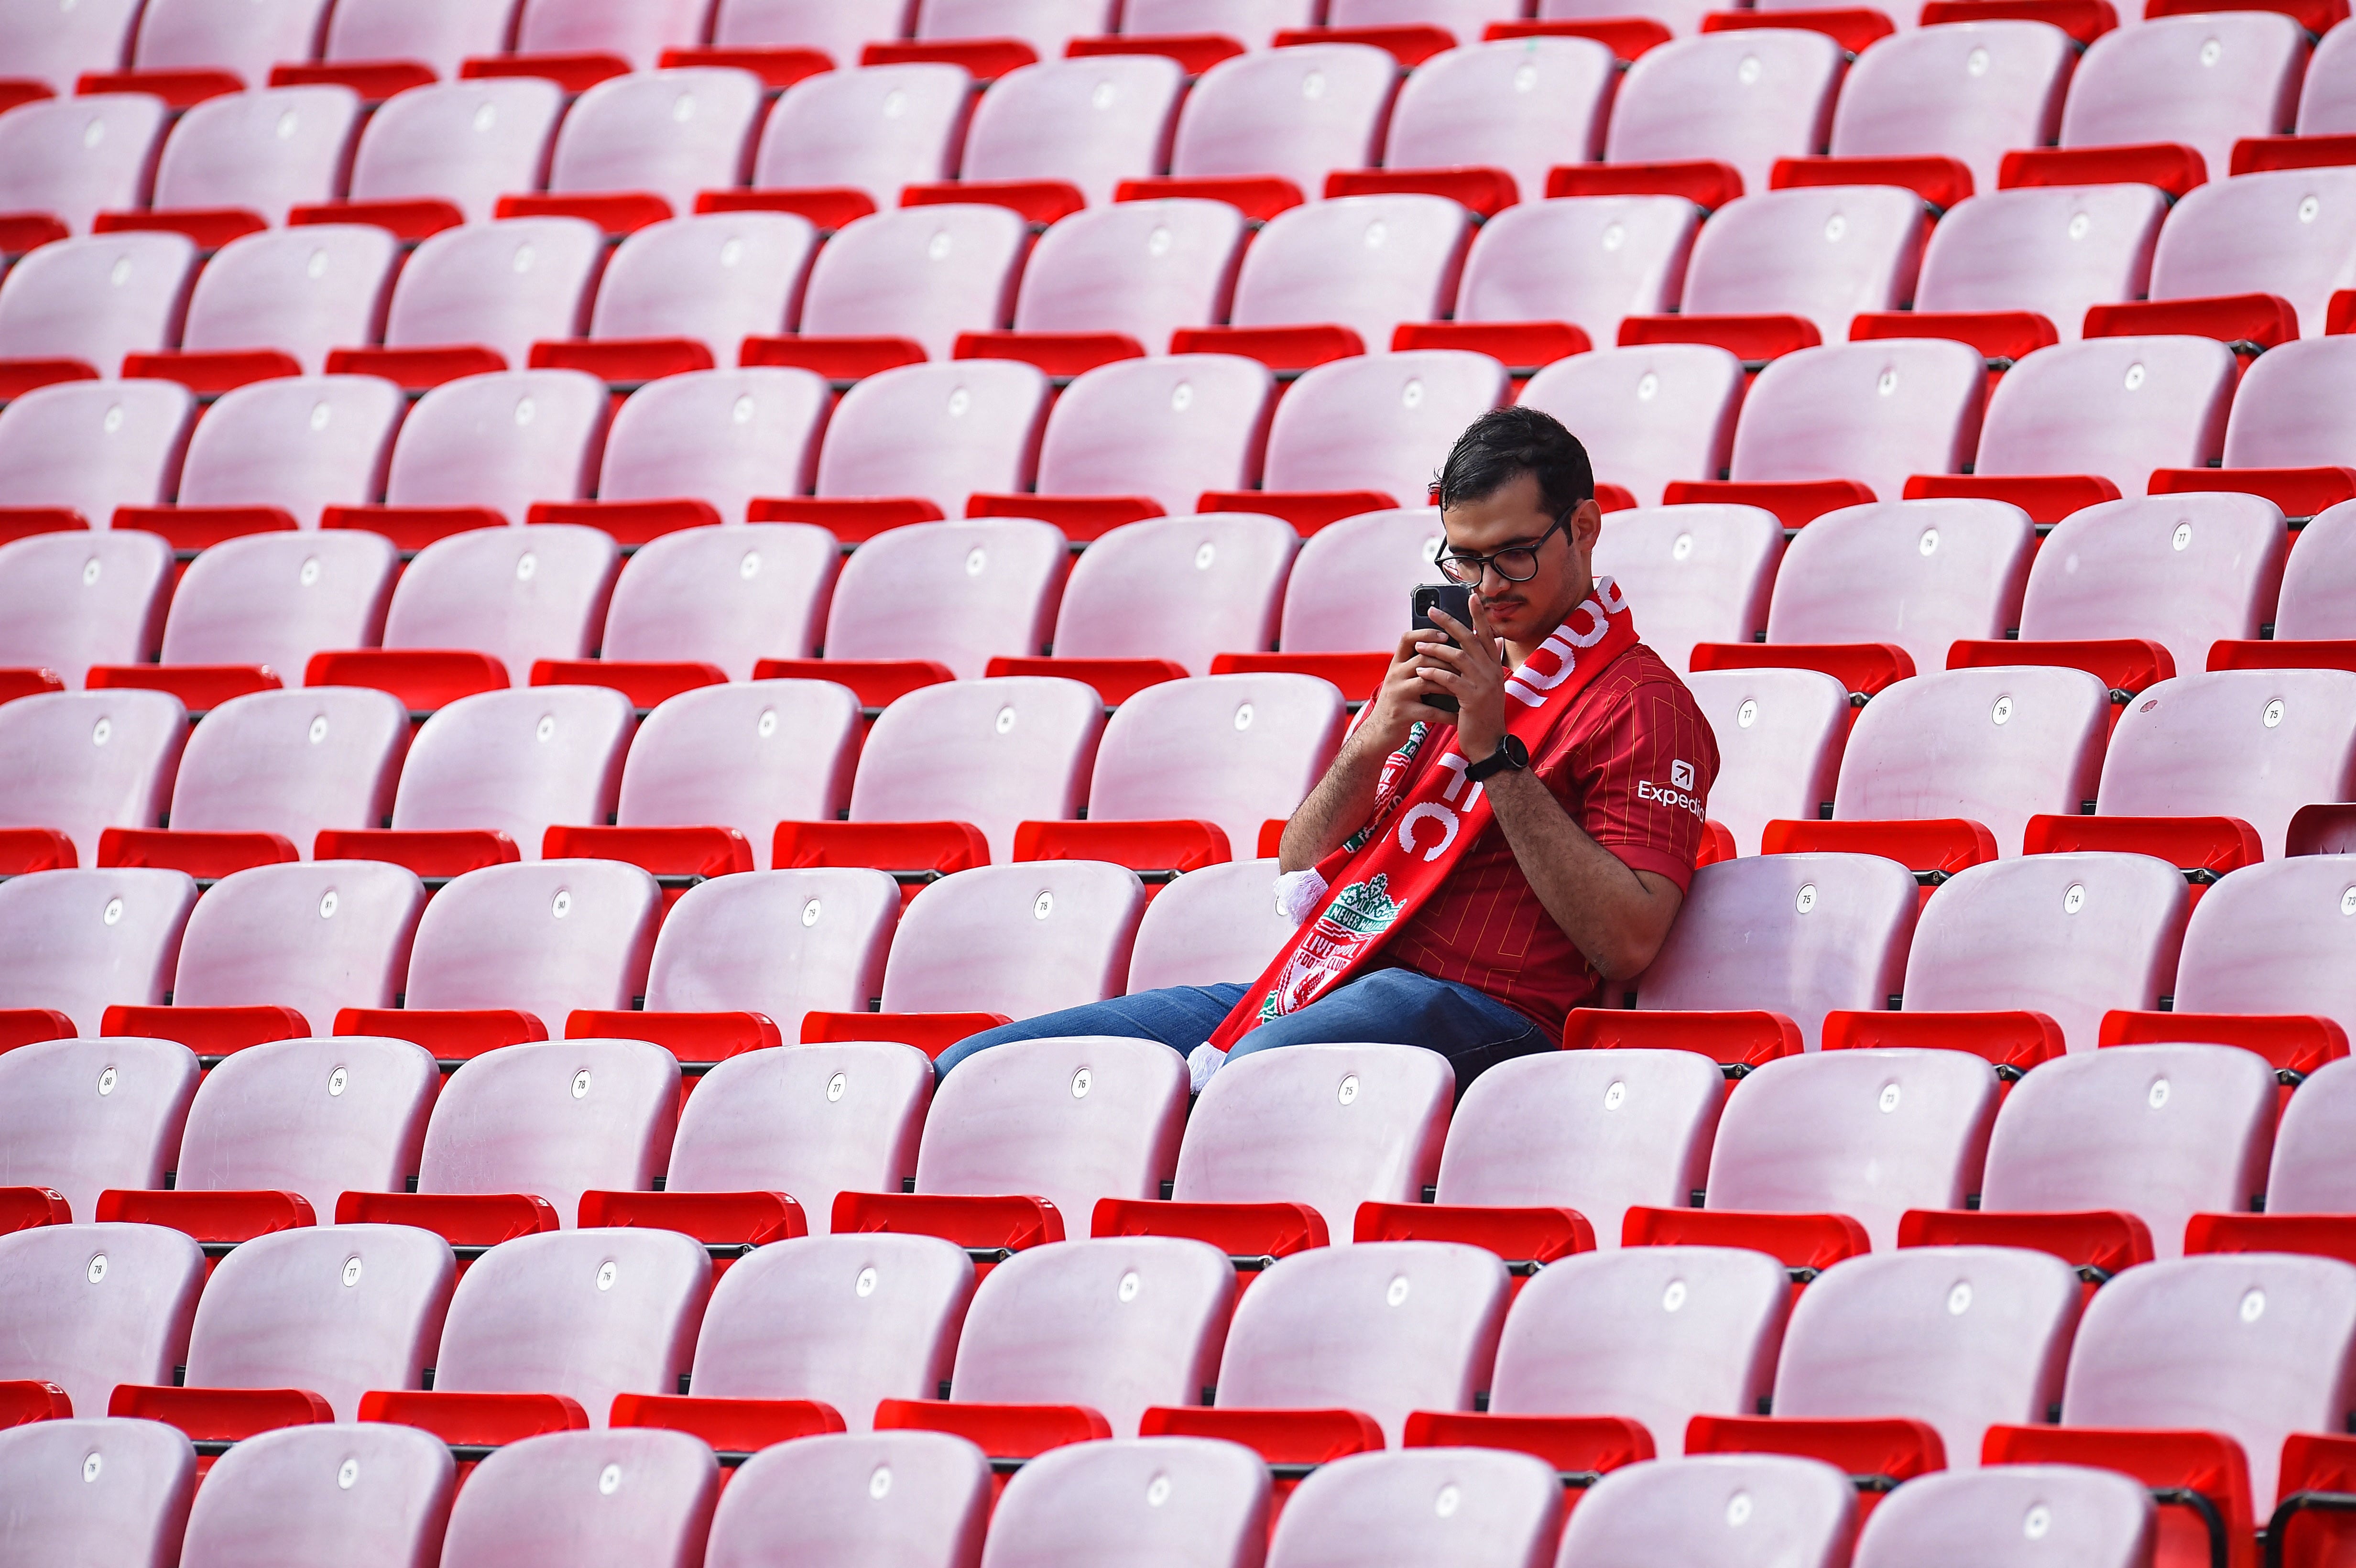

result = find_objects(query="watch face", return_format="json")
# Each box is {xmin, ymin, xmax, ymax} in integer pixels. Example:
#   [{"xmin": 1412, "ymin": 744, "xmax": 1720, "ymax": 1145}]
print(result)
[{"xmin": 1504, "ymin": 736, "xmax": 1529, "ymax": 767}]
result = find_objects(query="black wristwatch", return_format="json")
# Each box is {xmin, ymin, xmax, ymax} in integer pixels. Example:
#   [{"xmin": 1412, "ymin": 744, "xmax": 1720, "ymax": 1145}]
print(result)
[{"xmin": 1466, "ymin": 734, "xmax": 1529, "ymax": 782}]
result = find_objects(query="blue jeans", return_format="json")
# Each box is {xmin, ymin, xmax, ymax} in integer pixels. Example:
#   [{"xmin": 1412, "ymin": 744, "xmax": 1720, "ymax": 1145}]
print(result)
[{"xmin": 933, "ymin": 967, "xmax": 1550, "ymax": 1083}]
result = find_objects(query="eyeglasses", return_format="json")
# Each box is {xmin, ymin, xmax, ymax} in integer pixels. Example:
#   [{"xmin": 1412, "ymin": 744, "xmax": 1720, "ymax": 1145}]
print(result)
[{"xmin": 1434, "ymin": 510, "xmax": 1571, "ymax": 586}]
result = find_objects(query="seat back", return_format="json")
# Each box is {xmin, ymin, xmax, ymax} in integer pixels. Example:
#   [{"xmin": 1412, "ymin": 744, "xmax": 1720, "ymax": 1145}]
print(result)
[
  {"xmin": 1983, "ymin": 1044, "xmax": 2277, "ymax": 1258},
  {"xmin": 130, "ymin": 0, "xmax": 326, "ymax": 79},
  {"xmin": 0, "ymin": 687, "xmax": 186, "ymax": 862},
  {"xmin": 1978, "ymin": 338, "xmax": 2234, "ymax": 496},
  {"xmin": 2277, "ymin": 498, "xmax": 2356, "ymax": 637},
  {"xmin": 0, "ymin": 231, "xmax": 196, "ymax": 367},
  {"xmin": 1268, "ymin": 1448, "xmax": 1560, "ymax": 1568},
  {"xmin": 1767, "ymin": 498, "xmax": 2035, "ymax": 677},
  {"xmin": 1126, "ymin": 858, "xmax": 1296, "ymax": 993},
  {"xmin": 850, "ymin": 676, "xmax": 1103, "ymax": 860},
  {"xmin": 2269, "ymin": 1055, "xmax": 2356, "ymax": 1213},
  {"xmin": 1557, "ymin": 1454, "xmax": 1857, "ymax": 1568},
  {"xmin": 620, "ymin": 681, "xmax": 862, "ymax": 860},
  {"xmin": 150, "ymin": 87, "xmax": 360, "ymax": 222},
  {"xmin": 1011, "ymin": 201, "xmax": 1247, "ymax": 348},
  {"xmin": 1169, "ymin": 44, "xmax": 1398, "ymax": 192},
  {"xmin": 2174, "ymin": 857, "xmax": 2356, "ymax": 1053},
  {"xmin": 0, "ymin": 868, "xmax": 198, "ymax": 1035},
  {"xmin": 0, "ymin": 0, "xmax": 143, "ymax": 95},
  {"xmin": 1916, "ymin": 185, "xmax": 2167, "ymax": 340},
  {"xmin": 1903, "ymin": 853, "xmax": 2189, "ymax": 1050},
  {"xmin": 644, "ymin": 869, "xmax": 900, "ymax": 1032},
  {"xmin": 0, "ymin": 1417, "xmax": 195, "ymax": 1568},
  {"xmin": 383, "ymin": 218, "xmax": 604, "ymax": 362},
  {"xmin": 690, "ymin": 1233, "xmax": 974, "ymax": 1425},
  {"xmin": 1055, "ymin": 514, "xmax": 1296, "ymax": 675},
  {"xmin": 961, "ymin": 55, "xmax": 1184, "ymax": 207},
  {"xmin": 390, "ymin": 689, "xmax": 637, "ymax": 855},
  {"xmin": 1850, "ymin": 1464, "xmax": 2156, "ymax": 1568},
  {"xmin": 1518, "ymin": 345, "xmax": 1743, "ymax": 508},
  {"xmin": 1176, "ymin": 1042, "xmax": 1453, "ymax": 1241},
  {"xmin": 592, "ymin": 216, "xmax": 818, "ymax": 361},
  {"xmin": 2021, "ymin": 493, "xmax": 2286, "ymax": 680},
  {"xmin": 1707, "ymin": 1049, "xmax": 1999, "ymax": 1250},
  {"xmin": 0, "ymin": 95, "xmax": 165, "ymax": 233},
  {"xmin": 2218, "ymin": 338, "xmax": 2356, "ymax": 468},
  {"xmin": 709, "ymin": 1430, "xmax": 988, "ymax": 1567},
  {"xmin": 800, "ymin": 205, "xmax": 1030, "ymax": 360},
  {"xmin": 879, "ymin": 862, "xmax": 1147, "ymax": 1017},
  {"xmin": 2301, "ymin": 12, "xmax": 2356, "ymax": 134},
  {"xmin": 0, "ymin": 1223, "xmax": 204, "ymax": 1416},
  {"xmin": 1684, "ymin": 668, "xmax": 1849, "ymax": 856},
  {"xmin": 171, "ymin": 860, "xmax": 425, "ymax": 1027},
  {"xmin": 168, "ymin": 686, "xmax": 410, "ymax": 848},
  {"xmin": 1216, "ymin": 1242, "xmax": 1508, "ymax": 1445},
  {"xmin": 749, "ymin": 63, "xmax": 974, "ymax": 208},
  {"xmin": 347, "ymin": 79, "xmax": 566, "ymax": 225},
  {"xmin": 1729, "ymin": 340, "xmax": 1986, "ymax": 501},
  {"xmin": 438, "ymin": 1428, "xmax": 716, "ymax": 1567},
  {"xmin": 710, "ymin": 0, "xmax": 918, "ymax": 64},
  {"xmin": 181, "ymin": 226, "xmax": 396, "ymax": 372},
  {"xmin": 0, "ymin": 379, "xmax": 193, "ymax": 527},
  {"xmin": 951, "ymin": 1238, "xmax": 1235, "ymax": 1434},
  {"xmin": 168, "ymin": 378, "xmax": 405, "ymax": 531},
  {"xmin": 2059, "ymin": 12, "xmax": 2304, "ymax": 181},
  {"xmin": 1833, "ymin": 666, "xmax": 2111, "ymax": 854},
  {"xmin": 1277, "ymin": 506, "xmax": 1448, "ymax": 655},
  {"xmin": 671, "ymin": 1043, "xmax": 931, "ymax": 1226},
  {"xmin": 1437, "ymin": 1050, "xmax": 1725, "ymax": 1247},
  {"xmin": 0, "ymin": 530, "xmax": 172, "ymax": 687},
  {"xmin": 1491, "ymin": 1247, "xmax": 1790, "ymax": 1451},
  {"xmin": 986, "ymin": 1437, "xmax": 1267, "ymax": 1568},
  {"xmin": 381, "ymin": 373, "xmax": 610, "ymax": 521},
  {"xmin": 1386, "ymin": 36, "xmax": 1614, "ymax": 204},
  {"xmin": 1089, "ymin": 673, "xmax": 1345, "ymax": 856},
  {"xmin": 598, "ymin": 375, "xmax": 832, "ymax": 528},
  {"xmin": 1634, "ymin": 853, "xmax": 1918, "ymax": 1045},
  {"xmin": 2097, "ymin": 670, "xmax": 2356, "ymax": 858},
  {"xmin": 1592, "ymin": 503, "xmax": 1783, "ymax": 675},
  {"xmin": 604, "ymin": 523, "xmax": 839, "ymax": 673},
  {"xmin": 177, "ymin": 1036, "xmax": 435, "ymax": 1214},
  {"xmin": 1606, "ymin": 30, "xmax": 1845, "ymax": 195},
  {"xmin": 0, "ymin": 1034, "xmax": 199, "ymax": 1218},
  {"xmin": 2151, "ymin": 167, "xmax": 2356, "ymax": 338},
  {"xmin": 321, "ymin": 0, "xmax": 507, "ymax": 71},
  {"xmin": 914, "ymin": 0, "xmax": 1116, "ymax": 52},
  {"xmin": 546, "ymin": 69, "xmax": 764, "ymax": 213},
  {"xmin": 185, "ymin": 1224, "xmax": 456, "ymax": 1420},
  {"xmin": 815, "ymin": 363, "xmax": 1051, "ymax": 517},
  {"xmin": 1232, "ymin": 195, "xmax": 1474, "ymax": 352},
  {"xmin": 1828, "ymin": 21, "xmax": 2072, "ymax": 195},
  {"xmin": 1455, "ymin": 196, "xmax": 1699, "ymax": 351},
  {"xmin": 1036, "ymin": 356, "xmax": 1273, "ymax": 518},
  {"xmin": 404, "ymin": 861, "xmax": 660, "ymax": 1028},
  {"xmin": 180, "ymin": 1422, "xmax": 454, "ymax": 1568},
  {"xmin": 827, "ymin": 523, "xmax": 1067, "ymax": 682},
  {"xmin": 1681, "ymin": 186, "xmax": 1925, "ymax": 346},
  {"xmin": 1263, "ymin": 351, "xmax": 1506, "ymax": 504}
]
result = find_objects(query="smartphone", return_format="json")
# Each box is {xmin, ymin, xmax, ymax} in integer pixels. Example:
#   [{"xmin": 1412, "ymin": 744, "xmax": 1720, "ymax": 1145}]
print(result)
[{"xmin": 1409, "ymin": 582, "xmax": 1473, "ymax": 714}]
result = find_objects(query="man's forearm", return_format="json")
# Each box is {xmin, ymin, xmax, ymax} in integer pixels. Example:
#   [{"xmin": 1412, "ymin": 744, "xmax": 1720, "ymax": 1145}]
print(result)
[
  {"xmin": 1277, "ymin": 723, "xmax": 1397, "ymax": 873},
  {"xmin": 1481, "ymin": 767, "xmax": 1682, "ymax": 979}
]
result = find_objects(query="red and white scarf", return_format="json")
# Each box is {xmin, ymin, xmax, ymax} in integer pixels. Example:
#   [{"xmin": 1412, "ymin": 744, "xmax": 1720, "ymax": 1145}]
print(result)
[{"xmin": 1207, "ymin": 577, "xmax": 1638, "ymax": 1050}]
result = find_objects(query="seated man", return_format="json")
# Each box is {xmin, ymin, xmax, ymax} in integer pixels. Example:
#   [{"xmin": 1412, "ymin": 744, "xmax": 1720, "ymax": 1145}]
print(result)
[{"xmin": 935, "ymin": 405, "xmax": 1720, "ymax": 1086}]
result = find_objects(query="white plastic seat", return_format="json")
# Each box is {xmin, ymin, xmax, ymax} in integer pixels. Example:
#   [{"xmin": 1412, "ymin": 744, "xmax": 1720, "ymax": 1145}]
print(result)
[{"xmin": 1518, "ymin": 346, "xmax": 1745, "ymax": 508}]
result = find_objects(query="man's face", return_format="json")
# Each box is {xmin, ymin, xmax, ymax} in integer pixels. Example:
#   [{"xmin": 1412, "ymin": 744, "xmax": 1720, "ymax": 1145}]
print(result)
[{"xmin": 1438, "ymin": 471, "xmax": 1603, "ymax": 651}]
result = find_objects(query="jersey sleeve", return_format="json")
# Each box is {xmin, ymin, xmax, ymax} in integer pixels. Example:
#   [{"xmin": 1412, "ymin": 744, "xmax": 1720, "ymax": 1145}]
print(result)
[{"xmin": 1538, "ymin": 672, "xmax": 1721, "ymax": 893}]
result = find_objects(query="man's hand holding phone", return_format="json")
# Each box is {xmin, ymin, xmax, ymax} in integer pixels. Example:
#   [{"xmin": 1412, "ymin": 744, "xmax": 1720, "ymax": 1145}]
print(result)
[{"xmin": 1411, "ymin": 593, "xmax": 1510, "ymax": 759}]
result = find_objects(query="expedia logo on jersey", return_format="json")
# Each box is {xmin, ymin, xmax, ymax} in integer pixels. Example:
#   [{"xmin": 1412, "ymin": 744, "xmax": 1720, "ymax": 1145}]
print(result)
[{"xmin": 1639, "ymin": 760, "xmax": 1707, "ymax": 820}]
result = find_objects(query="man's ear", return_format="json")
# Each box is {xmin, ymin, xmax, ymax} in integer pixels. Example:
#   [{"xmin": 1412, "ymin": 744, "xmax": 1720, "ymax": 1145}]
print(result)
[{"xmin": 1571, "ymin": 497, "xmax": 1604, "ymax": 553}]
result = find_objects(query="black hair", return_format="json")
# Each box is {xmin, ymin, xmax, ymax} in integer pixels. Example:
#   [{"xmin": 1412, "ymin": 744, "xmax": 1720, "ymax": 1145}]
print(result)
[{"xmin": 1433, "ymin": 405, "xmax": 1595, "ymax": 520}]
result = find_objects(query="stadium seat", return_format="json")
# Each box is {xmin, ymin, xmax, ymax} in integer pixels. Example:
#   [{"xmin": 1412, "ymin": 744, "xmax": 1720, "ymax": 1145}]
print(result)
[
  {"xmin": 503, "ymin": 69, "xmax": 765, "ymax": 235},
  {"xmin": 0, "ymin": 530, "xmax": 171, "ymax": 688},
  {"xmin": 1122, "ymin": 0, "xmax": 1317, "ymax": 47},
  {"xmin": 177, "ymin": 1423, "xmax": 453, "ymax": 1568},
  {"xmin": 1686, "ymin": 1246, "xmax": 2081, "ymax": 1481},
  {"xmin": 969, "ymin": 356, "xmax": 1273, "ymax": 535},
  {"xmin": 1185, "ymin": 194, "xmax": 1473, "ymax": 372},
  {"xmin": 1626, "ymin": 184, "xmax": 1926, "ymax": 353},
  {"xmin": 332, "ymin": 222, "xmax": 605, "ymax": 392},
  {"xmin": 694, "ymin": 0, "xmax": 917, "ymax": 72},
  {"xmin": 0, "ymin": 869, "xmax": 195, "ymax": 1038},
  {"xmin": 963, "ymin": 202, "xmax": 1247, "ymax": 379},
  {"xmin": 1554, "ymin": 1453, "xmax": 1857, "ymax": 1568},
  {"xmin": 918, "ymin": 54, "xmax": 1185, "ymax": 216},
  {"xmin": 131, "ymin": 530, "xmax": 397, "ymax": 709},
  {"xmin": 0, "ymin": 379, "xmax": 195, "ymax": 534},
  {"xmin": 435, "ymin": 1428, "xmax": 716, "ymax": 1567},
  {"xmin": 1327, "ymin": 0, "xmax": 1524, "ymax": 40},
  {"xmin": 128, "ymin": 225, "xmax": 397, "ymax": 391},
  {"xmin": 1978, "ymin": 1252, "xmax": 2356, "ymax": 1564},
  {"xmin": 1849, "ymin": 1464, "xmax": 2157, "ymax": 1568},
  {"xmin": 984, "ymin": 1437, "xmax": 1269, "ymax": 1568},
  {"xmin": 1432, "ymin": 196, "xmax": 1701, "ymax": 367},
  {"xmin": 1694, "ymin": 496, "xmax": 2032, "ymax": 696},
  {"xmin": 0, "ymin": 0, "xmax": 145, "ymax": 99},
  {"xmin": 776, "ymin": 364, "xmax": 1051, "ymax": 539},
  {"xmin": 2156, "ymin": 338, "xmax": 2356, "ymax": 521},
  {"xmin": 1266, "ymin": 1448, "xmax": 1562, "ymax": 1568},
  {"xmin": 1675, "ymin": 338, "xmax": 1985, "ymax": 526},
  {"xmin": 480, "ymin": 0, "xmax": 713, "ymax": 87},
  {"xmin": 106, "ymin": 86, "xmax": 361, "ymax": 244},
  {"xmin": 1241, "ymin": 505, "xmax": 1443, "ymax": 691},
  {"xmin": 1346, "ymin": 36, "xmax": 1615, "ymax": 215},
  {"xmin": 2228, "ymin": 497, "xmax": 2356, "ymax": 672},
  {"xmin": 0, "ymin": 231, "xmax": 197, "ymax": 398},
  {"xmin": 1100, "ymin": 1042, "xmax": 1453, "ymax": 1254},
  {"xmin": 0, "ymin": 1033, "xmax": 196, "ymax": 1219},
  {"xmin": 305, "ymin": 78, "xmax": 566, "ymax": 236},
  {"xmin": 1222, "ymin": 351, "xmax": 1505, "ymax": 532},
  {"xmin": 0, "ymin": 96, "xmax": 169, "ymax": 250},
  {"xmin": 530, "ymin": 217, "xmax": 820, "ymax": 391},
  {"xmin": 1125, "ymin": 43, "xmax": 1398, "ymax": 218},
  {"xmin": 316, "ymin": 525, "xmax": 622, "ymax": 706},
  {"xmin": 1683, "ymin": 667, "xmax": 1851, "ymax": 855},
  {"xmin": 276, "ymin": 0, "xmax": 512, "ymax": 96},
  {"xmin": 2095, "ymin": 669, "xmax": 2356, "ymax": 860},
  {"xmin": 715, "ymin": 63, "xmax": 974, "ymax": 230},
  {"xmin": 84, "ymin": 0, "xmax": 327, "ymax": 103},
  {"xmin": 1800, "ymin": 21, "xmax": 2073, "ymax": 202},
  {"xmin": 1517, "ymin": 345, "xmax": 1745, "ymax": 509},
  {"xmin": 1072, "ymin": 673, "xmax": 1346, "ymax": 874},
  {"xmin": 338, "ymin": 1037, "xmax": 678, "ymax": 1245},
  {"xmin": 2125, "ymin": 168, "xmax": 2356, "ymax": 349},
  {"xmin": 556, "ymin": 381, "xmax": 834, "ymax": 544},
  {"xmin": 0, "ymin": 1222, "xmax": 203, "ymax": 1416},
  {"xmin": 1901, "ymin": 184, "xmax": 2166, "ymax": 348},
  {"xmin": 911, "ymin": 0, "xmax": 1119, "ymax": 63},
  {"xmin": 1629, "ymin": 852, "xmax": 1919, "ymax": 1046},
  {"xmin": 613, "ymin": 869, "xmax": 900, "ymax": 1045},
  {"xmin": 1125, "ymin": 858, "xmax": 1296, "ymax": 991},
  {"xmin": 2192, "ymin": 1052, "xmax": 2356, "ymax": 1257},
  {"xmin": 655, "ymin": 1234, "xmax": 973, "ymax": 1434},
  {"xmin": 109, "ymin": 1223, "xmax": 454, "ymax": 1433},
  {"xmin": 748, "ymin": 204, "xmax": 1031, "ymax": 377},
  {"xmin": 1573, "ymin": 30, "xmax": 1847, "ymax": 204},
  {"xmin": 1897, "ymin": 851, "xmax": 2191, "ymax": 1051},
  {"xmin": 703, "ymin": 1430, "xmax": 989, "ymax": 1565},
  {"xmin": 0, "ymin": 689, "xmax": 187, "ymax": 865},
  {"xmin": 0, "ymin": 1417, "xmax": 195, "ymax": 1567},
  {"xmin": 1140, "ymin": 1241, "xmax": 1509, "ymax": 1457}
]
